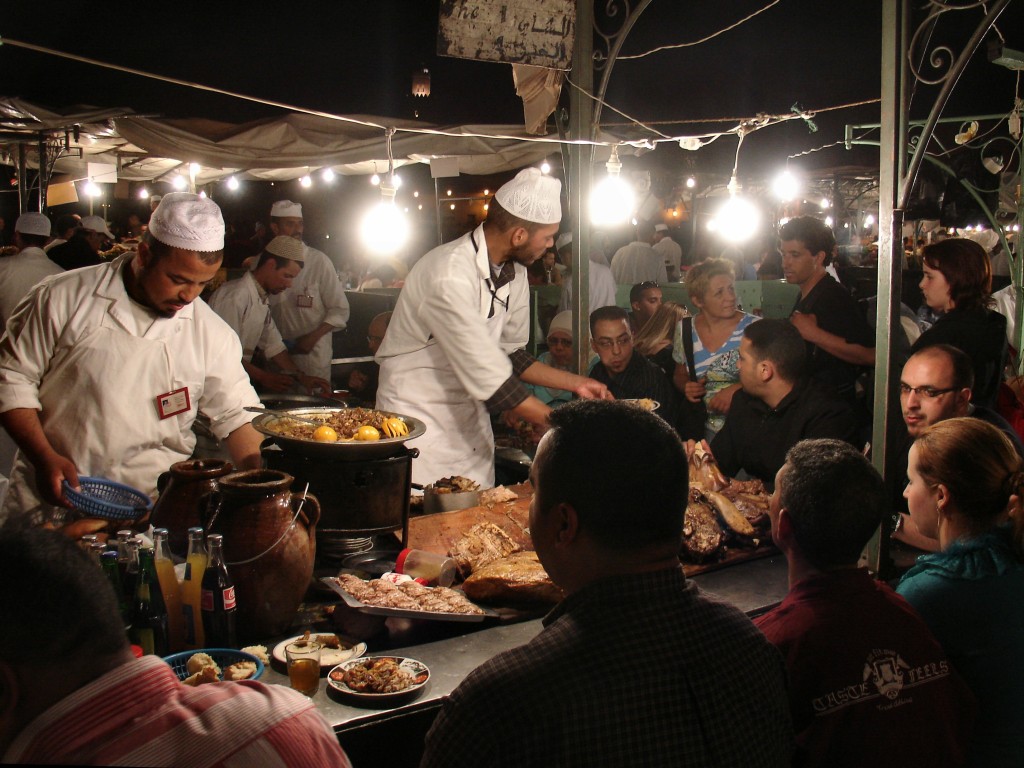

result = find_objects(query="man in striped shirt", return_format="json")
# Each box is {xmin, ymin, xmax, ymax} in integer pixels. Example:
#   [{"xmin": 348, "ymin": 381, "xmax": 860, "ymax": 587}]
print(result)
[{"xmin": 0, "ymin": 528, "xmax": 350, "ymax": 767}]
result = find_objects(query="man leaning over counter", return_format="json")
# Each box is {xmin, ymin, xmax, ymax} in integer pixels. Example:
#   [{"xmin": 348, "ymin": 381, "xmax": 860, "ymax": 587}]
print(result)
[
  {"xmin": 0, "ymin": 193, "xmax": 264, "ymax": 531},
  {"xmin": 376, "ymin": 168, "xmax": 611, "ymax": 488}
]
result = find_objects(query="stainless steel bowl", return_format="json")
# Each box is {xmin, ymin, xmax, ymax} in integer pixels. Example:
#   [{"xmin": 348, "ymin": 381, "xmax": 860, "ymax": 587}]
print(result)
[{"xmin": 251, "ymin": 406, "xmax": 425, "ymax": 460}]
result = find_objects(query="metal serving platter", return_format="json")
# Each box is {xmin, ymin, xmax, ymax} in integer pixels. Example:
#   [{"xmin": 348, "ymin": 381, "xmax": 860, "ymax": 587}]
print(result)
[{"xmin": 251, "ymin": 406, "xmax": 425, "ymax": 460}]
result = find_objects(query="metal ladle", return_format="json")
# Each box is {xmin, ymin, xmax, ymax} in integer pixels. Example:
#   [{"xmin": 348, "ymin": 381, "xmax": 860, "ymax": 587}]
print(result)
[{"xmin": 244, "ymin": 406, "xmax": 325, "ymax": 427}]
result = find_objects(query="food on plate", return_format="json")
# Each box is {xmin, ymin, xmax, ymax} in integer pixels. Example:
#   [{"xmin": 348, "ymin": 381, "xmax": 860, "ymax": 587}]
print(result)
[
  {"xmin": 315, "ymin": 633, "xmax": 341, "ymax": 649},
  {"xmin": 702, "ymin": 490, "xmax": 755, "ymax": 537},
  {"xmin": 426, "ymin": 475, "xmax": 480, "ymax": 494},
  {"xmin": 223, "ymin": 661, "xmax": 258, "ymax": 680},
  {"xmin": 355, "ymin": 425, "xmax": 381, "ymax": 441},
  {"xmin": 182, "ymin": 664, "xmax": 220, "ymax": 687},
  {"xmin": 623, "ymin": 398, "xmax": 658, "ymax": 411},
  {"xmin": 682, "ymin": 488, "xmax": 724, "ymax": 562},
  {"xmin": 688, "ymin": 442, "xmax": 729, "ymax": 492},
  {"xmin": 339, "ymin": 657, "xmax": 414, "ymax": 693},
  {"xmin": 381, "ymin": 417, "xmax": 409, "ymax": 437},
  {"xmin": 334, "ymin": 573, "xmax": 485, "ymax": 615},
  {"xmin": 462, "ymin": 551, "xmax": 562, "ymax": 605},
  {"xmin": 264, "ymin": 407, "xmax": 403, "ymax": 441},
  {"xmin": 448, "ymin": 521, "xmax": 522, "ymax": 577},
  {"xmin": 312, "ymin": 425, "xmax": 339, "ymax": 442},
  {"xmin": 186, "ymin": 652, "xmax": 221, "ymax": 676},
  {"xmin": 240, "ymin": 644, "xmax": 269, "ymax": 664},
  {"xmin": 478, "ymin": 485, "xmax": 519, "ymax": 506}
]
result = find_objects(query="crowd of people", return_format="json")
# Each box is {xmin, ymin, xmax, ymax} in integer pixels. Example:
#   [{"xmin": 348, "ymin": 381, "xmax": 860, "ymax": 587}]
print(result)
[{"xmin": 0, "ymin": 179, "xmax": 1022, "ymax": 766}]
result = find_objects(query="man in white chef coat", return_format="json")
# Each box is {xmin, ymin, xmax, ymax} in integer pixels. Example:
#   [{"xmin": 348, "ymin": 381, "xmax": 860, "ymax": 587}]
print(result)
[
  {"xmin": 653, "ymin": 223, "xmax": 682, "ymax": 281},
  {"xmin": 209, "ymin": 235, "xmax": 329, "ymax": 395},
  {"xmin": 265, "ymin": 200, "xmax": 350, "ymax": 383},
  {"xmin": 0, "ymin": 213, "xmax": 62, "ymax": 331},
  {"xmin": 610, "ymin": 220, "xmax": 666, "ymax": 286},
  {"xmin": 0, "ymin": 193, "xmax": 265, "ymax": 531},
  {"xmin": 376, "ymin": 168, "xmax": 611, "ymax": 488}
]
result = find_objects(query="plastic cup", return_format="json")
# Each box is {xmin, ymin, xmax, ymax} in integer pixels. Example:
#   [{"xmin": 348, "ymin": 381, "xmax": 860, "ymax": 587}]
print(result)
[{"xmin": 285, "ymin": 641, "xmax": 322, "ymax": 696}]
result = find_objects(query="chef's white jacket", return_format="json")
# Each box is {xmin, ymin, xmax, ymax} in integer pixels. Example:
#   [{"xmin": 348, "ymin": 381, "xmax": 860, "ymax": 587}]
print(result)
[
  {"xmin": 559, "ymin": 258, "xmax": 619, "ymax": 313},
  {"xmin": 0, "ymin": 255, "xmax": 260, "ymax": 527},
  {"xmin": 610, "ymin": 241, "xmax": 668, "ymax": 285},
  {"xmin": 654, "ymin": 236, "xmax": 683, "ymax": 274},
  {"xmin": 0, "ymin": 247, "xmax": 62, "ymax": 330},
  {"xmin": 208, "ymin": 270, "xmax": 287, "ymax": 363},
  {"xmin": 269, "ymin": 245, "xmax": 349, "ymax": 380}
]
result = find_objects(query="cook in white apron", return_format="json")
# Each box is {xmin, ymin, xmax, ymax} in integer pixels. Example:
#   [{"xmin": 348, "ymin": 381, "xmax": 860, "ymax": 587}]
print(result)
[{"xmin": 5, "ymin": 315, "xmax": 200, "ymax": 526}]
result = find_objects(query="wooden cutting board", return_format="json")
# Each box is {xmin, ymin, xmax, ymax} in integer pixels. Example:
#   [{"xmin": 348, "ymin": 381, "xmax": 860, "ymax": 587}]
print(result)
[{"xmin": 407, "ymin": 483, "xmax": 777, "ymax": 577}]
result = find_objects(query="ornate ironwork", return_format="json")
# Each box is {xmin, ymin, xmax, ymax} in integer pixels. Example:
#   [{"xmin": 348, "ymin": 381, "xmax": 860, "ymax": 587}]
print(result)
[{"xmin": 589, "ymin": 0, "xmax": 654, "ymax": 135}]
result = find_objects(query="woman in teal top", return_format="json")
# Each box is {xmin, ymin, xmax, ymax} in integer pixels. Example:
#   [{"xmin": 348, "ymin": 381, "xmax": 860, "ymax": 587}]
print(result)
[
  {"xmin": 898, "ymin": 417, "xmax": 1024, "ymax": 767},
  {"xmin": 525, "ymin": 310, "xmax": 575, "ymax": 407}
]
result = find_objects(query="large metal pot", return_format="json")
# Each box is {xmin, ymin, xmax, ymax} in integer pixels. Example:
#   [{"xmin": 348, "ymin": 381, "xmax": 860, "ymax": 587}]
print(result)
[{"xmin": 251, "ymin": 406, "xmax": 425, "ymax": 460}]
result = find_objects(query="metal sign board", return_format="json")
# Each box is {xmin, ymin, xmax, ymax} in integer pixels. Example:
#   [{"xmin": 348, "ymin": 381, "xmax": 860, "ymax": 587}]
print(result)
[{"xmin": 438, "ymin": 0, "xmax": 575, "ymax": 70}]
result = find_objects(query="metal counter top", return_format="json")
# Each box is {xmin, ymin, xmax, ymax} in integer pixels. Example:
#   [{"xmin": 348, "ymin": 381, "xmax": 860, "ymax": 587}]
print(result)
[{"xmin": 257, "ymin": 554, "xmax": 789, "ymax": 734}]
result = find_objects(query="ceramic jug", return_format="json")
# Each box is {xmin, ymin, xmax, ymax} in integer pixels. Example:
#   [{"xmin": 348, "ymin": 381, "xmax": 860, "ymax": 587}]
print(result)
[
  {"xmin": 202, "ymin": 469, "xmax": 319, "ymax": 641},
  {"xmin": 150, "ymin": 459, "xmax": 234, "ymax": 558}
]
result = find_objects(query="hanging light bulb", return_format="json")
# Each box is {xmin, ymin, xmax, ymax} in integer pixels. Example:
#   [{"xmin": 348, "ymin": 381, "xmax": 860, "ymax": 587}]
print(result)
[
  {"xmin": 540, "ymin": 161, "xmax": 551, "ymax": 174},
  {"xmin": 360, "ymin": 176, "xmax": 409, "ymax": 256},
  {"xmin": 864, "ymin": 214, "xmax": 876, "ymax": 227},
  {"xmin": 392, "ymin": 174, "xmax": 402, "ymax": 189},
  {"xmin": 685, "ymin": 177, "xmax": 696, "ymax": 189},
  {"xmin": 227, "ymin": 176, "xmax": 240, "ymax": 191},
  {"xmin": 172, "ymin": 175, "xmax": 187, "ymax": 190},
  {"xmin": 825, "ymin": 215, "xmax": 834, "ymax": 227},
  {"xmin": 84, "ymin": 180, "xmax": 101, "ymax": 197},
  {"xmin": 139, "ymin": 188, "xmax": 150, "ymax": 199},
  {"xmin": 771, "ymin": 170, "xmax": 799, "ymax": 202},
  {"xmin": 300, "ymin": 175, "xmax": 312, "ymax": 188},
  {"xmin": 322, "ymin": 168, "xmax": 336, "ymax": 182},
  {"xmin": 820, "ymin": 197, "xmax": 831, "ymax": 209},
  {"xmin": 370, "ymin": 173, "xmax": 381, "ymax": 186},
  {"xmin": 711, "ymin": 176, "xmax": 760, "ymax": 243},
  {"xmin": 589, "ymin": 146, "xmax": 634, "ymax": 226}
]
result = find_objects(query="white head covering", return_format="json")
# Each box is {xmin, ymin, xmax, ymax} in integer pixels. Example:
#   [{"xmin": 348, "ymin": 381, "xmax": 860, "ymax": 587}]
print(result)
[
  {"xmin": 548, "ymin": 310, "xmax": 573, "ymax": 338},
  {"xmin": 555, "ymin": 232, "xmax": 572, "ymax": 251},
  {"xmin": 14, "ymin": 212, "xmax": 51, "ymax": 237},
  {"xmin": 654, "ymin": 223, "xmax": 668, "ymax": 233},
  {"xmin": 264, "ymin": 235, "xmax": 305, "ymax": 263},
  {"xmin": 148, "ymin": 192, "xmax": 225, "ymax": 252},
  {"xmin": 80, "ymin": 215, "xmax": 114, "ymax": 239},
  {"xmin": 494, "ymin": 168, "xmax": 561, "ymax": 225},
  {"xmin": 271, "ymin": 200, "xmax": 303, "ymax": 219}
]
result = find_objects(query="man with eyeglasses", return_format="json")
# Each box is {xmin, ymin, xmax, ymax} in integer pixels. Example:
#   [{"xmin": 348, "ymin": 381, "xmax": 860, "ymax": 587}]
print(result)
[
  {"xmin": 891, "ymin": 344, "xmax": 1022, "ymax": 549},
  {"xmin": 376, "ymin": 169, "xmax": 610, "ymax": 488},
  {"xmin": 588, "ymin": 306, "xmax": 676, "ymax": 429}
]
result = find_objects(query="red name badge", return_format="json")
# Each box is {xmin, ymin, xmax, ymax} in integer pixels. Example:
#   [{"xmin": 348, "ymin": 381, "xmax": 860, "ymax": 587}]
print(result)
[{"xmin": 156, "ymin": 387, "xmax": 191, "ymax": 419}]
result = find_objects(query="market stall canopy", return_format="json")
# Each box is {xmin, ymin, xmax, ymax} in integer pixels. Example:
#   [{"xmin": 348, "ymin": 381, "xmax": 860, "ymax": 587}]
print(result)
[{"xmin": 0, "ymin": 97, "xmax": 601, "ymax": 185}]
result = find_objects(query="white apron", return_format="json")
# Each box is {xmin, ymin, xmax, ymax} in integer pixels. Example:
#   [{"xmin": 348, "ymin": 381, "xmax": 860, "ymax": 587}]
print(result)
[
  {"xmin": 6, "ymin": 324, "xmax": 197, "ymax": 525},
  {"xmin": 377, "ymin": 292, "xmax": 507, "ymax": 490}
]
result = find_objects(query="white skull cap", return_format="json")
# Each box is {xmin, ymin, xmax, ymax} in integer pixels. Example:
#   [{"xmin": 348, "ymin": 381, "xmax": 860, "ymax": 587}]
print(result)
[
  {"xmin": 264, "ymin": 235, "xmax": 305, "ymax": 263},
  {"xmin": 654, "ymin": 223, "xmax": 668, "ymax": 232},
  {"xmin": 548, "ymin": 309, "xmax": 573, "ymax": 337},
  {"xmin": 148, "ymin": 192, "xmax": 225, "ymax": 252},
  {"xmin": 271, "ymin": 200, "xmax": 303, "ymax": 218},
  {"xmin": 80, "ymin": 215, "xmax": 114, "ymax": 239},
  {"xmin": 15, "ymin": 212, "xmax": 51, "ymax": 237},
  {"xmin": 494, "ymin": 168, "xmax": 561, "ymax": 225}
]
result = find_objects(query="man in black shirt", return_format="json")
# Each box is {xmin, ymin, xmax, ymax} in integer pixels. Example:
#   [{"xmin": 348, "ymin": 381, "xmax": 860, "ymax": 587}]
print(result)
[
  {"xmin": 711, "ymin": 319, "xmax": 859, "ymax": 487},
  {"xmin": 588, "ymin": 306, "xmax": 677, "ymax": 430},
  {"xmin": 780, "ymin": 216, "xmax": 874, "ymax": 403}
]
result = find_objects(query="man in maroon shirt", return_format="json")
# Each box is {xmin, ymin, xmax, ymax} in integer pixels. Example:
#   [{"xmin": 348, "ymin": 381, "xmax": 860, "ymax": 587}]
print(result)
[{"xmin": 755, "ymin": 438, "xmax": 974, "ymax": 767}]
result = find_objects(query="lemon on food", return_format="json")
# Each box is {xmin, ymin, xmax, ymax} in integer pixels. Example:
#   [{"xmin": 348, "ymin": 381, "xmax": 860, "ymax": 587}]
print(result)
[
  {"xmin": 313, "ymin": 425, "xmax": 339, "ymax": 442},
  {"xmin": 355, "ymin": 425, "xmax": 381, "ymax": 441}
]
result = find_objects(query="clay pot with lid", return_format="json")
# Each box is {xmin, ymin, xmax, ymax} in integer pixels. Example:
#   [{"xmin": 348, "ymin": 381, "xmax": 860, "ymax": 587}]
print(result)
[
  {"xmin": 201, "ymin": 469, "xmax": 319, "ymax": 641},
  {"xmin": 150, "ymin": 458, "xmax": 234, "ymax": 558}
]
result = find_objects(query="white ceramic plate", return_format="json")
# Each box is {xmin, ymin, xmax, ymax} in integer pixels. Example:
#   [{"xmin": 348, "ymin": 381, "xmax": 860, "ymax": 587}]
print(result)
[
  {"xmin": 620, "ymin": 399, "xmax": 660, "ymax": 412},
  {"xmin": 272, "ymin": 635, "xmax": 367, "ymax": 669},
  {"xmin": 327, "ymin": 656, "xmax": 429, "ymax": 703}
]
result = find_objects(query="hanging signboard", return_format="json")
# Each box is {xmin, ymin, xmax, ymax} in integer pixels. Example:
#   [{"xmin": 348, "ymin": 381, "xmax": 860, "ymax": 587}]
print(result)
[{"xmin": 437, "ymin": 0, "xmax": 575, "ymax": 70}]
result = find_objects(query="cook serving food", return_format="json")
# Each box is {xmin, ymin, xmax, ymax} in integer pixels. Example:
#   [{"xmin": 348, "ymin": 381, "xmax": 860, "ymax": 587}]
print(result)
[
  {"xmin": 375, "ymin": 168, "xmax": 611, "ymax": 487},
  {"xmin": 0, "ymin": 193, "xmax": 265, "ymax": 531}
]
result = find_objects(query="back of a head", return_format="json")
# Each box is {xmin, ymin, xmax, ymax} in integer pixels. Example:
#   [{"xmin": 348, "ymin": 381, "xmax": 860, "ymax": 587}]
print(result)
[
  {"xmin": 634, "ymin": 301, "xmax": 687, "ymax": 354},
  {"xmin": 778, "ymin": 216, "xmax": 836, "ymax": 263},
  {"xmin": 53, "ymin": 214, "xmax": 81, "ymax": 239},
  {"xmin": 542, "ymin": 400, "xmax": 687, "ymax": 550},
  {"xmin": 908, "ymin": 344, "xmax": 974, "ymax": 390},
  {"xmin": 781, "ymin": 439, "xmax": 886, "ymax": 570},
  {"xmin": 0, "ymin": 528, "xmax": 128, "ymax": 668},
  {"xmin": 921, "ymin": 238, "xmax": 992, "ymax": 312},
  {"xmin": 590, "ymin": 304, "xmax": 629, "ymax": 334},
  {"xmin": 745, "ymin": 319, "xmax": 806, "ymax": 381},
  {"xmin": 636, "ymin": 220, "xmax": 656, "ymax": 242}
]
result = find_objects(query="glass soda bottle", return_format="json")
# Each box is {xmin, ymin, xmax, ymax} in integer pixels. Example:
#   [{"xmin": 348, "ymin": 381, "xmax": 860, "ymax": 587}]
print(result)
[
  {"xmin": 201, "ymin": 534, "xmax": 237, "ymax": 648},
  {"xmin": 131, "ymin": 547, "xmax": 170, "ymax": 656},
  {"xmin": 152, "ymin": 528, "xmax": 185, "ymax": 652},
  {"xmin": 100, "ymin": 550, "xmax": 129, "ymax": 625},
  {"xmin": 181, "ymin": 527, "xmax": 207, "ymax": 649},
  {"xmin": 88, "ymin": 540, "xmax": 107, "ymax": 566},
  {"xmin": 115, "ymin": 529, "xmax": 134, "ymax": 586},
  {"xmin": 122, "ymin": 537, "xmax": 142, "ymax": 607}
]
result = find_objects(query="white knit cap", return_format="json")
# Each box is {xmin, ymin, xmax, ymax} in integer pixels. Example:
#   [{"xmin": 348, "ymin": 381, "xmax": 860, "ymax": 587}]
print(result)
[
  {"xmin": 548, "ymin": 310, "xmax": 573, "ymax": 338},
  {"xmin": 654, "ymin": 223, "xmax": 668, "ymax": 232},
  {"xmin": 264, "ymin": 235, "xmax": 305, "ymax": 263},
  {"xmin": 270, "ymin": 200, "xmax": 303, "ymax": 219},
  {"xmin": 80, "ymin": 215, "xmax": 114, "ymax": 239},
  {"xmin": 148, "ymin": 192, "xmax": 225, "ymax": 252},
  {"xmin": 555, "ymin": 232, "xmax": 572, "ymax": 251},
  {"xmin": 494, "ymin": 168, "xmax": 561, "ymax": 225},
  {"xmin": 15, "ymin": 212, "xmax": 51, "ymax": 237}
]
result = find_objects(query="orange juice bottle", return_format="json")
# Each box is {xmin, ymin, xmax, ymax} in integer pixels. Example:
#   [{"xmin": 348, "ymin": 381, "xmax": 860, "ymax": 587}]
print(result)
[
  {"xmin": 181, "ymin": 527, "xmax": 207, "ymax": 649},
  {"xmin": 152, "ymin": 528, "xmax": 185, "ymax": 652}
]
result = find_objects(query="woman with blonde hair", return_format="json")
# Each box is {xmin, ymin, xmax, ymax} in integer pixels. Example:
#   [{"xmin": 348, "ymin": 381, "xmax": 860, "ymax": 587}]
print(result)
[
  {"xmin": 671, "ymin": 258, "xmax": 759, "ymax": 439},
  {"xmin": 633, "ymin": 301, "xmax": 689, "ymax": 378},
  {"xmin": 898, "ymin": 417, "xmax": 1024, "ymax": 766}
]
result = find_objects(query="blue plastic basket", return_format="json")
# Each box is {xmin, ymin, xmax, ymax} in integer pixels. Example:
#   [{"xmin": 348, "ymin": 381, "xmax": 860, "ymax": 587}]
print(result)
[
  {"xmin": 62, "ymin": 477, "xmax": 152, "ymax": 521},
  {"xmin": 162, "ymin": 649, "xmax": 264, "ymax": 681}
]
